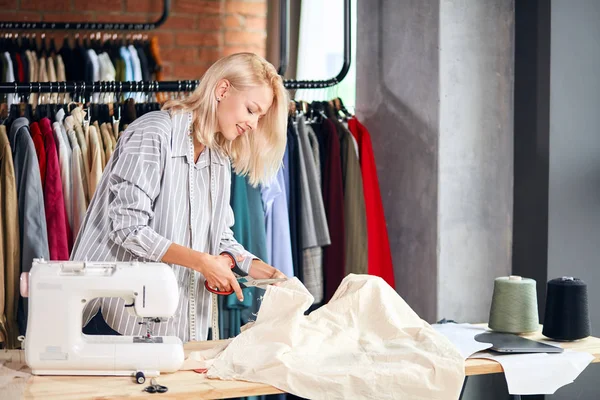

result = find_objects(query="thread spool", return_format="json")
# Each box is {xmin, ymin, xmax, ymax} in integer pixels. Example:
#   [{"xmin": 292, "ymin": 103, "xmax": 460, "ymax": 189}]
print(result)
[
  {"xmin": 542, "ymin": 277, "xmax": 591, "ymax": 341},
  {"xmin": 488, "ymin": 276, "xmax": 539, "ymax": 334}
]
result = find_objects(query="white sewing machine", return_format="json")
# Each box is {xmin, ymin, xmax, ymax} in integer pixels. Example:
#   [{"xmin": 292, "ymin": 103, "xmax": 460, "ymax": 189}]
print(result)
[{"xmin": 22, "ymin": 259, "xmax": 184, "ymax": 383}]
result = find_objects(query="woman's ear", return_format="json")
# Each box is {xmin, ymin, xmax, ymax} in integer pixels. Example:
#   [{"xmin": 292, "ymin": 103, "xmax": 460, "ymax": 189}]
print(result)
[{"xmin": 215, "ymin": 79, "xmax": 231, "ymax": 100}]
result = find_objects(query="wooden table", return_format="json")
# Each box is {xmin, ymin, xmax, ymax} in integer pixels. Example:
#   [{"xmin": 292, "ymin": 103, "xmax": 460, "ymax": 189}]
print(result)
[{"xmin": 13, "ymin": 330, "xmax": 600, "ymax": 399}]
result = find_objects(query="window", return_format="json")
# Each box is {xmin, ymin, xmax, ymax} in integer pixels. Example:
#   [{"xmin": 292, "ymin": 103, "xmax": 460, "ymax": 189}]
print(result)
[{"xmin": 295, "ymin": 0, "xmax": 357, "ymax": 110}]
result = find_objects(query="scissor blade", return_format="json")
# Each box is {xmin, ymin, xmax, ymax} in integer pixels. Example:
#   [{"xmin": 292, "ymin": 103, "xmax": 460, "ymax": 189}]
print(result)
[{"xmin": 239, "ymin": 278, "xmax": 287, "ymax": 288}]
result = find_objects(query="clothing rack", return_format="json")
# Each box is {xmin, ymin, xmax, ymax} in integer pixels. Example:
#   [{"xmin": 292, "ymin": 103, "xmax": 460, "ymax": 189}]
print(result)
[
  {"xmin": 0, "ymin": 0, "xmax": 170, "ymax": 31},
  {"xmin": 0, "ymin": 0, "xmax": 350, "ymax": 92}
]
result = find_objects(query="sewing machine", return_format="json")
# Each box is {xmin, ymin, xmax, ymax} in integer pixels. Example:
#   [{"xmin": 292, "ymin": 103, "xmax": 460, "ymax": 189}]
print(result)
[{"xmin": 22, "ymin": 259, "xmax": 184, "ymax": 383}]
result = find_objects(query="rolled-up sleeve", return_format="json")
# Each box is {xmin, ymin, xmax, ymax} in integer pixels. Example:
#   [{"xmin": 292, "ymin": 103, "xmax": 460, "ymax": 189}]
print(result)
[{"xmin": 107, "ymin": 128, "xmax": 172, "ymax": 261}]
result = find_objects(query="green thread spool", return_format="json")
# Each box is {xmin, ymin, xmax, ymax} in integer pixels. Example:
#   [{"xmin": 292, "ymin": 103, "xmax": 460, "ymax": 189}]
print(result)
[{"xmin": 489, "ymin": 275, "xmax": 539, "ymax": 334}]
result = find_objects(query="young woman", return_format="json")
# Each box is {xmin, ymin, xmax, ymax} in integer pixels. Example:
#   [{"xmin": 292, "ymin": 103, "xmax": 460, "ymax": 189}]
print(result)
[{"xmin": 72, "ymin": 53, "xmax": 289, "ymax": 342}]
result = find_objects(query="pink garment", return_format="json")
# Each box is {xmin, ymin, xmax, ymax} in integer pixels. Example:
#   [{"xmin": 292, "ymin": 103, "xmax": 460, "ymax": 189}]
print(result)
[{"xmin": 40, "ymin": 118, "xmax": 70, "ymax": 260}]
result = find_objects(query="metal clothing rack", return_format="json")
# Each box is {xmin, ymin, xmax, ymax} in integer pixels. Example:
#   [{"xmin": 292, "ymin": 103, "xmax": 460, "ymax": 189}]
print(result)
[
  {"xmin": 0, "ymin": 0, "xmax": 350, "ymax": 92},
  {"xmin": 0, "ymin": 0, "xmax": 171, "ymax": 31}
]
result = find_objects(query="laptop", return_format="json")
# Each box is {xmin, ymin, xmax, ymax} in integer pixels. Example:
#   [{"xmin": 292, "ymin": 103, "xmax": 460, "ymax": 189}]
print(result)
[{"xmin": 475, "ymin": 332, "xmax": 564, "ymax": 353}]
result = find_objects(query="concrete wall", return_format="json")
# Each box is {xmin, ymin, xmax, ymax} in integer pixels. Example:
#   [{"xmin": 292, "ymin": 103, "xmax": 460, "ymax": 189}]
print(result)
[
  {"xmin": 548, "ymin": 0, "xmax": 600, "ymax": 398},
  {"xmin": 356, "ymin": 0, "xmax": 514, "ymax": 324},
  {"xmin": 438, "ymin": 0, "xmax": 514, "ymax": 322},
  {"xmin": 356, "ymin": 0, "xmax": 440, "ymax": 322}
]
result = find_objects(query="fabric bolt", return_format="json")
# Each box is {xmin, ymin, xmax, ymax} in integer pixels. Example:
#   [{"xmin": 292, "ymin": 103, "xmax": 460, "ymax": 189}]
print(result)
[
  {"xmin": 318, "ymin": 119, "xmax": 345, "ymax": 302},
  {"xmin": 8, "ymin": 118, "xmax": 50, "ymax": 335},
  {"xmin": 29, "ymin": 122, "xmax": 47, "ymax": 188},
  {"xmin": 348, "ymin": 118, "xmax": 395, "ymax": 288},
  {"xmin": 261, "ymin": 167, "xmax": 294, "ymax": 279},
  {"xmin": 0, "ymin": 125, "xmax": 20, "ymax": 348},
  {"xmin": 71, "ymin": 111, "xmax": 257, "ymax": 343},
  {"xmin": 39, "ymin": 118, "xmax": 70, "ymax": 261},
  {"xmin": 205, "ymin": 275, "xmax": 465, "ymax": 400}
]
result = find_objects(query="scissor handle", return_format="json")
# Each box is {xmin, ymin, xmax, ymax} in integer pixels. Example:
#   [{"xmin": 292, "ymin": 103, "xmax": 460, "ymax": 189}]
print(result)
[
  {"xmin": 203, "ymin": 252, "xmax": 247, "ymax": 295},
  {"xmin": 220, "ymin": 251, "xmax": 247, "ymax": 276},
  {"xmin": 204, "ymin": 280, "xmax": 234, "ymax": 296}
]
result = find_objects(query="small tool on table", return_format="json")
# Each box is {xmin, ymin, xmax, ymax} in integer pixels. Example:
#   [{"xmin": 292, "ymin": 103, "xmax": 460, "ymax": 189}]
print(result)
[
  {"xmin": 144, "ymin": 378, "xmax": 168, "ymax": 393},
  {"xmin": 204, "ymin": 251, "xmax": 287, "ymax": 296}
]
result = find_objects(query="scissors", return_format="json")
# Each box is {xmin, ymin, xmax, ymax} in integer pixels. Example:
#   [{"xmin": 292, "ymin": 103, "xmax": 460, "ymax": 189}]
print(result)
[
  {"xmin": 204, "ymin": 251, "xmax": 287, "ymax": 296},
  {"xmin": 143, "ymin": 378, "xmax": 168, "ymax": 394}
]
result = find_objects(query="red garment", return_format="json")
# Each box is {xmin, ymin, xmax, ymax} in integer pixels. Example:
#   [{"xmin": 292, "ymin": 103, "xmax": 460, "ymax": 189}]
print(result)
[
  {"xmin": 40, "ymin": 118, "xmax": 70, "ymax": 261},
  {"xmin": 29, "ymin": 122, "xmax": 47, "ymax": 188},
  {"xmin": 15, "ymin": 53, "xmax": 25, "ymax": 83},
  {"xmin": 321, "ymin": 119, "xmax": 346, "ymax": 301},
  {"xmin": 348, "ymin": 118, "xmax": 395, "ymax": 289}
]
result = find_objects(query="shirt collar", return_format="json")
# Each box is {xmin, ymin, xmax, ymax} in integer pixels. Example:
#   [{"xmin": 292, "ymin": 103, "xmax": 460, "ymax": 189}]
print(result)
[{"xmin": 170, "ymin": 111, "xmax": 229, "ymax": 166}]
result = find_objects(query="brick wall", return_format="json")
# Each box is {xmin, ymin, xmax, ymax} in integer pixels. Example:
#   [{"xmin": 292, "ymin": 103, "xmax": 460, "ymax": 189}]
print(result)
[{"xmin": 1, "ymin": 0, "xmax": 268, "ymax": 80}]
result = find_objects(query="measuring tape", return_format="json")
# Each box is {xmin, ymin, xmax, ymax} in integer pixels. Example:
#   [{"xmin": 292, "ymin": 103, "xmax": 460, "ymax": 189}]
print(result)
[{"xmin": 211, "ymin": 293, "xmax": 220, "ymax": 340}]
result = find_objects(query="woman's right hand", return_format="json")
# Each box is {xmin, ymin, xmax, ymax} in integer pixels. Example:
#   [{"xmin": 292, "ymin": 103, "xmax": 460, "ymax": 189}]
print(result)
[{"xmin": 197, "ymin": 253, "xmax": 244, "ymax": 301}]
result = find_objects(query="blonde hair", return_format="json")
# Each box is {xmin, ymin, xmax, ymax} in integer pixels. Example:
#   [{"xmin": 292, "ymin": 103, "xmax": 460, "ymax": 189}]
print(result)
[{"xmin": 163, "ymin": 53, "xmax": 288, "ymax": 186}]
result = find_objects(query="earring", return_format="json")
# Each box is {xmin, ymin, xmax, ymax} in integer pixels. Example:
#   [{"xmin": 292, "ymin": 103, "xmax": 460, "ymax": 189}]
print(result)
[{"xmin": 216, "ymin": 97, "xmax": 221, "ymax": 102}]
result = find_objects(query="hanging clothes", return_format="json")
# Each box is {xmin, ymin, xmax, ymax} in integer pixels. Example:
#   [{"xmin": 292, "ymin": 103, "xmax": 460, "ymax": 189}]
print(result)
[
  {"xmin": 293, "ymin": 116, "xmax": 331, "ymax": 304},
  {"xmin": 334, "ymin": 116, "xmax": 368, "ymax": 277},
  {"xmin": 348, "ymin": 118, "xmax": 395, "ymax": 288},
  {"xmin": 220, "ymin": 172, "xmax": 268, "ymax": 340},
  {"xmin": 8, "ymin": 118, "xmax": 49, "ymax": 335},
  {"xmin": 64, "ymin": 116, "xmax": 87, "ymax": 239},
  {"xmin": 316, "ymin": 119, "xmax": 345, "ymax": 302},
  {"xmin": 261, "ymin": 167, "xmax": 294, "ymax": 279},
  {"xmin": 39, "ymin": 118, "xmax": 70, "ymax": 262},
  {"xmin": 285, "ymin": 122, "xmax": 303, "ymax": 280},
  {"xmin": 0, "ymin": 125, "xmax": 20, "ymax": 349},
  {"xmin": 29, "ymin": 122, "xmax": 47, "ymax": 188}
]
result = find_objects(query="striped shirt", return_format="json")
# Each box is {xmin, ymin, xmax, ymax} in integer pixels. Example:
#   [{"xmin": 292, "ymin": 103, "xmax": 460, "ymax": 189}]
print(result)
[{"xmin": 71, "ymin": 110, "xmax": 256, "ymax": 342}]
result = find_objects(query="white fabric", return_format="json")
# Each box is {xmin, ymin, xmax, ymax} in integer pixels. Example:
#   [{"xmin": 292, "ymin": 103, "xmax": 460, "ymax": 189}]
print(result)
[{"xmin": 204, "ymin": 274, "xmax": 465, "ymax": 400}]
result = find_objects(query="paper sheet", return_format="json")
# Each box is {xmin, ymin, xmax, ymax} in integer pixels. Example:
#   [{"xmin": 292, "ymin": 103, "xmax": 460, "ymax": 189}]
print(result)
[
  {"xmin": 432, "ymin": 323, "xmax": 492, "ymax": 359},
  {"xmin": 470, "ymin": 349, "xmax": 594, "ymax": 394}
]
